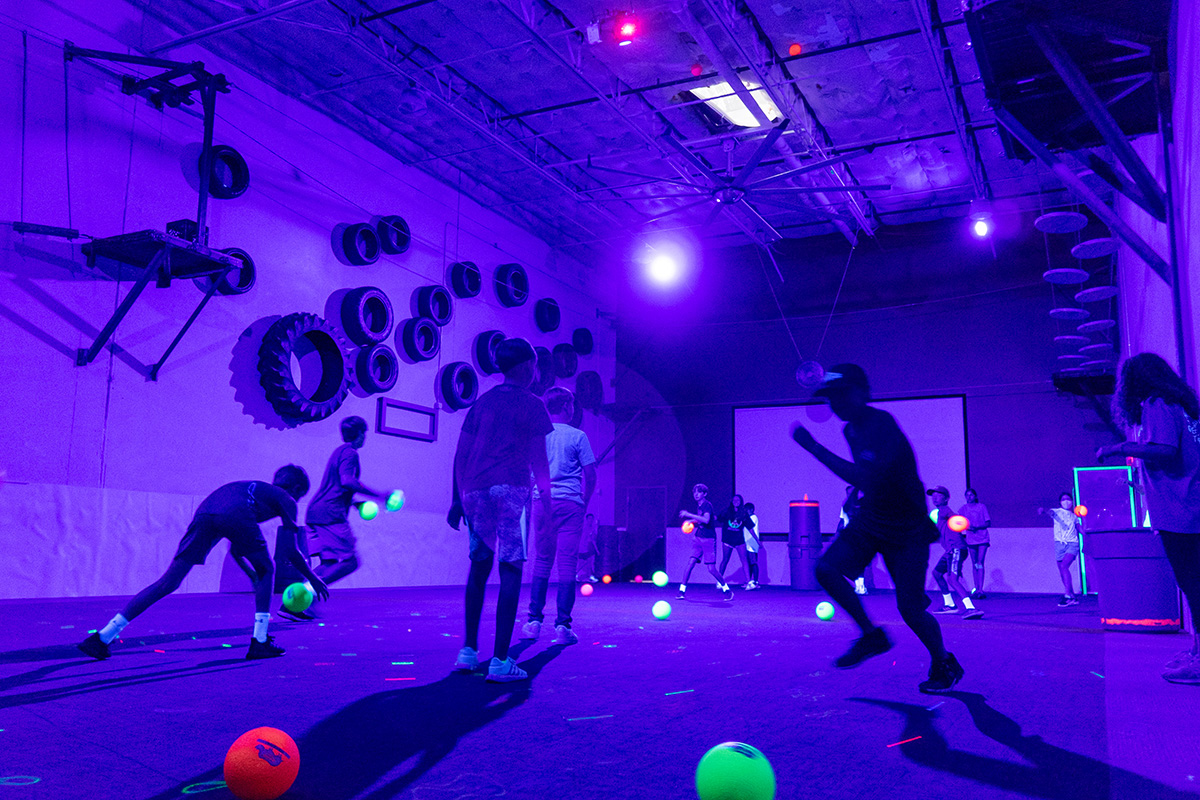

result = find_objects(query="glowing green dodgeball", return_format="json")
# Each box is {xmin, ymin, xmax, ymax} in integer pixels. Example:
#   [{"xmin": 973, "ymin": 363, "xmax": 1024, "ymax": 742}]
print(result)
[
  {"xmin": 386, "ymin": 490, "xmax": 405, "ymax": 512},
  {"xmin": 652, "ymin": 570, "xmax": 669, "ymax": 588},
  {"xmin": 815, "ymin": 601, "xmax": 835, "ymax": 621},
  {"xmin": 359, "ymin": 500, "xmax": 380, "ymax": 520},
  {"xmin": 282, "ymin": 582, "xmax": 314, "ymax": 613},
  {"xmin": 652, "ymin": 600, "xmax": 672, "ymax": 620},
  {"xmin": 695, "ymin": 742, "xmax": 776, "ymax": 800}
]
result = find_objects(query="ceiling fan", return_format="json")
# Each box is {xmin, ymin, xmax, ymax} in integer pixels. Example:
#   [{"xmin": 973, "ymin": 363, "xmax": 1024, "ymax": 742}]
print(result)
[{"xmin": 584, "ymin": 119, "xmax": 884, "ymax": 258}]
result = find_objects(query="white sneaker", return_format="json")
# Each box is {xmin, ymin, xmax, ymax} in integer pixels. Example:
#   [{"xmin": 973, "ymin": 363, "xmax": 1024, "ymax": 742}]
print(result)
[
  {"xmin": 553, "ymin": 625, "xmax": 578, "ymax": 645},
  {"xmin": 854, "ymin": 578, "xmax": 867, "ymax": 595},
  {"xmin": 521, "ymin": 620, "xmax": 542, "ymax": 640},
  {"xmin": 453, "ymin": 646, "xmax": 478, "ymax": 671},
  {"xmin": 486, "ymin": 656, "xmax": 528, "ymax": 683}
]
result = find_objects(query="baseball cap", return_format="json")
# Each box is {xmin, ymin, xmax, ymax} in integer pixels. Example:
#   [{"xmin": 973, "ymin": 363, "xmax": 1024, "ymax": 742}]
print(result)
[
  {"xmin": 813, "ymin": 363, "xmax": 870, "ymax": 397},
  {"xmin": 495, "ymin": 337, "xmax": 536, "ymax": 374},
  {"xmin": 926, "ymin": 485, "xmax": 950, "ymax": 497}
]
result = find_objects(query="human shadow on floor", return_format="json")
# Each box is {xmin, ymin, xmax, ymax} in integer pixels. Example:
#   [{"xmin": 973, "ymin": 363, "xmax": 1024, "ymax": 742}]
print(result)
[
  {"xmin": 853, "ymin": 692, "xmax": 1199, "ymax": 799},
  {"xmin": 145, "ymin": 648, "xmax": 563, "ymax": 800},
  {"xmin": 0, "ymin": 626, "xmax": 255, "ymax": 666},
  {"xmin": 0, "ymin": 658, "xmax": 255, "ymax": 709}
]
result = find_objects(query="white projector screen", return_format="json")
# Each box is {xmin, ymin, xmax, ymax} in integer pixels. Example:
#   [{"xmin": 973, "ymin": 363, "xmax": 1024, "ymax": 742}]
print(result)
[{"xmin": 734, "ymin": 397, "xmax": 968, "ymax": 535}]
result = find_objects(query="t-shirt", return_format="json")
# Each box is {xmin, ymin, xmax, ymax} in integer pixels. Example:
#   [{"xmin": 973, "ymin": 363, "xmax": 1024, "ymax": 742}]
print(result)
[
  {"xmin": 1051, "ymin": 508, "xmax": 1080, "ymax": 543},
  {"xmin": 1136, "ymin": 398, "xmax": 1200, "ymax": 534},
  {"xmin": 933, "ymin": 506, "xmax": 965, "ymax": 551},
  {"xmin": 195, "ymin": 481, "xmax": 298, "ymax": 528},
  {"xmin": 694, "ymin": 498, "xmax": 716, "ymax": 538},
  {"xmin": 459, "ymin": 384, "xmax": 555, "ymax": 494},
  {"xmin": 717, "ymin": 507, "xmax": 753, "ymax": 545},
  {"xmin": 745, "ymin": 514, "xmax": 760, "ymax": 548},
  {"xmin": 959, "ymin": 501, "xmax": 991, "ymax": 545},
  {"xmin": 306, "ymin": 443, "xmax": 360, "ymax": 525},
  {"xmin": 546, "ymin": 422, "xmax": 596, "ymax": 505},
  {"xmin": 842, "ymin": 407, "xmax": 938, "ymax": 543}
]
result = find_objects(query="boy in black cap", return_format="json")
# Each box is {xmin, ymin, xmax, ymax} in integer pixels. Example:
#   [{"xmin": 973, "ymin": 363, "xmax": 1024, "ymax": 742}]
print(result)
[
  {"xmin": 298, "ymin": 415, "xmax": 392, "ymax": 620},
  {"xmin": 450, "ymin": 337, "xmax": 553, "ymax": 682},
  {"xmin": 78, "ymin": 466, "xmax": 329, "ymax": 661},
  {"xmin": 928, "ymin": 485, "xmax": 982, "ymax": 618},
  {"xmin": 790, "ymin": 364, "xmax": 964, "ymax": 693}
]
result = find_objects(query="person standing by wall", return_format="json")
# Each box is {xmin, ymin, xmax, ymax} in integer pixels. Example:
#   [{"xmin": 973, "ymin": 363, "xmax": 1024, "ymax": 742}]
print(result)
[
  {"xmin": 959, "ymin": 488, "xmax": 991, "ymax": 599},
  {"xmin": 742, "ymin": 502, "xmax": 763, "ymax": 589},
  {"xmin": 1038, "ymin": 492, "xmax": 1081, "ymax": 608},
  {"xmin": 522, "ymin": 387, "xmax": 596, "ymax": 646},
  {"xmin": 1098, "ymin": 353, "xmax": 1200, "ymax": 684},
  {"xmin": 450, "ymin": 338, "xmax": 553, "ymax": 683}
]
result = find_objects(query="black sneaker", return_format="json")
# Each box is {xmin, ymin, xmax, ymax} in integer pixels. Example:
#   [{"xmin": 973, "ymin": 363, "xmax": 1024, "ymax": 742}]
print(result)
[
  {"xmin": 676, "ymin": 587, "xmax": 687, "ymax": 600},
  {"xmin": 933, "ymin": 605, "xmax": 959, "ymax": 614},
  {"xmin": 277, "ymin": 607, "xmax": 315, "ymax": 623},
  {"xmin": 721, "ymin": 586, "xmax": 734, "ymax": 601},
  {"xmin": 974, "ymin": 590, "xmax": 988, "ymax": 600},
  {"xmin": 834, "ymin": 626, "xmax": 893, "ymax": 669},
  {"xmin": 1056, "ymin": 596, "xmax": 1073, "ymax": 608},
  {"xmin": 246, "ymin": 635, "xmax": 285, "ymax": 660},
  {"xmin": 78, "ymin": 632, "xmax": 111, "ymax": 660},
  {"xmin": 919, "ymin": 653, "xmax": 964, "ymax": 694}
]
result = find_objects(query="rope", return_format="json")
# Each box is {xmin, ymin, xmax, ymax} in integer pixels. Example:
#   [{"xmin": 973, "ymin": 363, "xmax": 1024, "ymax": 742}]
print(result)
[{"xmin": 815, "ymin": 243, "xmax": 856, "ymax": 358}]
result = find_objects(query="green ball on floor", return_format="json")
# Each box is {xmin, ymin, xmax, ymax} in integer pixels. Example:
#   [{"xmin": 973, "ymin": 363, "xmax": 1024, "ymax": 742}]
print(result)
[
  {"xmin": 695, "ymin": 742, "xmax": 776, "ymax": 800},
  {"xmin": 652, "ymin": 600, "xmax": 672, "ymax": 620},
  {"xmin": 282, "ymin": 583, "xmax": 313, "ymax": 613},
  {"xmin": 652, "ymin": 570, "xmax": 669, "ymax": 587},
  {"xmin": 816, "ymin": 601, "xmax": 835, "ymax": 621}
]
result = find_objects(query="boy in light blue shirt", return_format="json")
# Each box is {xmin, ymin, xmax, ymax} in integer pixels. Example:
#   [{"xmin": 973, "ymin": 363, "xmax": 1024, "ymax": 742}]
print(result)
[{"xmin": 523, "ymin": 388, "xmax": 596, "ymax": 645}]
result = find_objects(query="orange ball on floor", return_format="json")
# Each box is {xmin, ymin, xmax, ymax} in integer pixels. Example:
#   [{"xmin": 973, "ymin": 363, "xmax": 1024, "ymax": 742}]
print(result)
[{"xmin": 224, "ymin": 727, "xmax": 299, "ymax": 800}]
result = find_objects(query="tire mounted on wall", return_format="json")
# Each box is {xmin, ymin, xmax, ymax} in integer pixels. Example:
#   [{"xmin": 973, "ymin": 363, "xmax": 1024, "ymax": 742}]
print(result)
[
  {"xmin": 474, "ymin": 330, "xmax": 505, "ymax": 374},
  {"xmin": 534, "ymin": 298, "xmax": 560, "ymax": 332},
  {"xmin": 449, "ymin": 261, "xmax": 481, "ymax": 298},
  {"xmin": 341, "ymin": 286, "xmax": 394, "ymax": 345},
  {"xmin": 203, "ymin": 144, "xmax": 250, "ymax": 200},
  {"xmin": 258, "ymin": 312, "xmax": 350, "ymax": 424},
  {"xmin": 378, "ymin": 215, "xmax": 411, "ymax": 255},
  {"xmin": 439, "ymin": 362, "xmax": 479, "ymax": 411},
  {"xmin": 356, "ymin": 343, "xmax": 399, "ymax": 394},
  {"xmin": 495, "ymin": 263, "xmax": 529, "ymax": 307},
  {"xmin": 341, "ymin": 223, "xmax": 381, "ymax": 266},
  {"xmin": 415, "ymin": 285, "xmax": 453, "ymax": 326},
  {"xmin": 576, "ymin": 370, "xmax": 603, "ymax": 410},
  {"xmin": 572, "ymin": 327, "xmax": 594, "ymax": 356},
  {"xmin": 552, "ymin": 343, "xmax": 578, "ymax": 378},
  {"xmin": 399, "ymin": 317, "xmax": 440, "ymax": 362}
]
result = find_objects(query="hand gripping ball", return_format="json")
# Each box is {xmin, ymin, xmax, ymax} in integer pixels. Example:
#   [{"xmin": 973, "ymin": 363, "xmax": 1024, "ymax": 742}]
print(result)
[
  {"xmin": 695, "ymin": 741, "xmax": 776, "ymax": 800},
  {"xmin": 947, "ymin": 515, "xmax": 969, "ymax": 533},
  {"xmin": 358, "ymin": 500, "xmax": 379, "ymax": 521},
  {"xmin": 224, "ymin": 727, "xmax": 300, "ymax": 800},
  {"xmin": 281, "ymin": 583, "xmax": 313, "ymax": 613},
  {"xmin": 682, "ymin": 521, "xmax": 695, "ymax": 534}
]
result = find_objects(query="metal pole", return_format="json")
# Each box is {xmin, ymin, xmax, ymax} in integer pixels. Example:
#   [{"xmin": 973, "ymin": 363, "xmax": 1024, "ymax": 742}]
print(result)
[
  {"xmin": 196, "ymin": 81, "xmax": 216, "ymax": 247},
  {"xmin": 147, "ymin": 0, "xmax": 323, "ymax": 54}
]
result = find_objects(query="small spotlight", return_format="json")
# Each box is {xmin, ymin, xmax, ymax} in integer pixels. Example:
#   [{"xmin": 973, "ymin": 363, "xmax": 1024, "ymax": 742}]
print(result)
[
  {"xmin": 647, "ymin": 254, "xmax": 680, "ymax": 285},
  {"xmin": 968, "ymin": 198, "xmax": 993, "ymax": 239},
  {"xmin": 788, "ymin": 43, "xmax": 802, "ymax": 56},
  {"xmin": 972, "ymin": 218, "xmax": 992, "ymax": 238},
  {"xmin": 615, "ymin": 13, "xmax": 637, "ymax": 45}
]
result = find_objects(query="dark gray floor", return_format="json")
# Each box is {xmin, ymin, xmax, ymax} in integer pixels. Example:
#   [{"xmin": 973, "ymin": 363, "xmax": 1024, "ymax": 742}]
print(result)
[{"xmin": 0, "ymin": 586, "xmax": 1197, "ymax": 799}]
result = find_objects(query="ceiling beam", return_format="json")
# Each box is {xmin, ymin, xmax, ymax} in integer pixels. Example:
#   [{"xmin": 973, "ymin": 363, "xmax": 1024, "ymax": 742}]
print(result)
[{"xmin": 147, "ymin": 0, "xmax": 323, "ymax": 54}]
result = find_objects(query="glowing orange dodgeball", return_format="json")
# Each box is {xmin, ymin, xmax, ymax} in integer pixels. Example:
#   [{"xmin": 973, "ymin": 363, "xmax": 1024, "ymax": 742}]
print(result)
[
  {"xmin": 1074, "ymin": 505, "xmax": 1088, "ymax": 517},
  {"xmin": 682, "ymin": 521, "xmax": 695, "ymax": 534},
  {"xmin": 224, "ymin": 727, "xmax": 299, "ymax": 800},
  {"xmin": 947, "ymin": 515, "xmax": 970, "ymax": 533}
]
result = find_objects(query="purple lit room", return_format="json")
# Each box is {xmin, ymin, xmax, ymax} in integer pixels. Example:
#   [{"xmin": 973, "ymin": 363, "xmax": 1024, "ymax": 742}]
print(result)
[{"xmin": 3, "ymin": 1, "xmax": 1200, "ymax": 798}]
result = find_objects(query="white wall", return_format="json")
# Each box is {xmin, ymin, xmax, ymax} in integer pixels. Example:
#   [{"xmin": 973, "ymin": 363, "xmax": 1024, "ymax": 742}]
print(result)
[{"xmin": 0, "ymin": 2, "xmax": 614, "ymax": 598}]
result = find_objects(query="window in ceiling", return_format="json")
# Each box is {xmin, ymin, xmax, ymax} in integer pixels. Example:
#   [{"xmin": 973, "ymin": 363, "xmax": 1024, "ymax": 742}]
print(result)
[{"xmin": 687, "ymin": 81, "xmax": 782, "ymax": 128}]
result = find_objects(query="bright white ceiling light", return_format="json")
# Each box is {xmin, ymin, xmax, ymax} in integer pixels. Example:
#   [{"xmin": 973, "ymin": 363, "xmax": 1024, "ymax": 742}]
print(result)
[
  {"xmin": 647, "ymin": 254, "xmax": 681, "ymax": 285},
  {"xmin": 689, "ymin": 81, "xmax": 782, "ymax": 128}
]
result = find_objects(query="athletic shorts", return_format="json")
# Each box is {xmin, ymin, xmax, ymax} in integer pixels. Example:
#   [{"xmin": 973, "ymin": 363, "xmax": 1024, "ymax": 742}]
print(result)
[
  {"xmin": 464, "ymin": 485, "xmax": 530, "ymax": 564},
  {"xmin": 174, "ymin": 513, "xmax": 267, "ymax": 565},
  {"xmin": 308, "ymin": 521, "xmax": 357, "ymax": 560},
  {"xmin": 934, "ymin": 547, "xmax": 966, "ymax": 577},
  {"xmin": 690, "ymin": 535, "xmax": 717, "ymax": 564},
  {"xmin": 1055, "ymin": 540, "xmax": 1080, "ymax": 562}
]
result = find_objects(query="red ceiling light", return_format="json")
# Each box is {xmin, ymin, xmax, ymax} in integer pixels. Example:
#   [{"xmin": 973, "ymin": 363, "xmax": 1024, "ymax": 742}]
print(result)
[
  {"xmin": 788, "ymin": 42, "xmax": 802, "ymax": 56},
  {"xmin": 615, "ymin": 13, "xmax": 637, "ymax": 46}
]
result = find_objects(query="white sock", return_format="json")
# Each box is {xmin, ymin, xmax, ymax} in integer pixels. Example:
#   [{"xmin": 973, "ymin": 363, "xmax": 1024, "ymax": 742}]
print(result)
[
  {"xmin": 719, "ymin": 583, "xmax": 729, "ymax": 592},
  {"xmin": 98, "ymin": 613, "xmax": 129, "ymax": 644},
  {"xmin": 253, "ymin": 612, "xmax": 270, "ymax": 643},
  {"xmin": 963, "ymin": 597, "xmax": 976, "ymax": 610},
  {"xmin": 679, "ymin": 584, "xmax": 686, "ymax": 592},
  {"xmin": 942, "ymin": 593, "xmax": 954, "ymax": 607}
]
